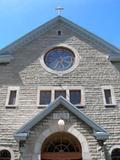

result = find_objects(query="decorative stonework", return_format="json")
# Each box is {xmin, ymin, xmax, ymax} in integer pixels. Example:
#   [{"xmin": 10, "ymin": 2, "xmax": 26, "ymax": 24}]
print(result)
[
  {"xmin": 53, "ymin": 112, "xmax": 69, "ymax": 119},
  {"xmin": 101, "ymin": 85, "xmax": 116, "ymax": 107},
  {"xmin": 40, "ymin": 44, "xmax": 80, "ymax": 75},
  {"xmin": 32, "ymin": 126, "xmax": 92, "ymax": 160}
]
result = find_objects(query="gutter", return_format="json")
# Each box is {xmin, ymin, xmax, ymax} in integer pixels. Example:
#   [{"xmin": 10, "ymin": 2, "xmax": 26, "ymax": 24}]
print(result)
[
  {"xmin": 0, "ymin": 55, "xmax": 14, "ymax": 64},
  {"xmin": 109, "ymin": 55, "xmax": 120, "ymax": 62}
]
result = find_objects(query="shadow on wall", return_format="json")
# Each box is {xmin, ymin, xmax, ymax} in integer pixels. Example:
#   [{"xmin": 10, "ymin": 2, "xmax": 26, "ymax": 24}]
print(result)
[
  {"xmin": 112, "ymin": 62, "xmax": 120, "ymax": 72},
  {"xmin": 0, "ymin": 21, "xmax": 113, "ymax": 86}
]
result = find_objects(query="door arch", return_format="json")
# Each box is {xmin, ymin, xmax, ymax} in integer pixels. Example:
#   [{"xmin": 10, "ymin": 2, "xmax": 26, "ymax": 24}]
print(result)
[
  {"xmin": 41, "ymin": 132, "xmax": 82, "ymax": 160},
  {"xmin": 0, "ymin": 150, "xmax": 11, "ymax": 160}
]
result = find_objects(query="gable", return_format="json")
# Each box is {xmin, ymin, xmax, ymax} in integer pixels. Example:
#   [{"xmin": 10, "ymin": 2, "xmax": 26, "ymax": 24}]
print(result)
[
  {"xmin": 0, "ymin": 16, "xmax": 120, "ymax": 60},
  {"xmin": 0, "ymin": 16, "xmax": 120, "ymax": 86},
  {"xmin": 14, "ymin": 97, "xmax": 109, "ymax": 141}
]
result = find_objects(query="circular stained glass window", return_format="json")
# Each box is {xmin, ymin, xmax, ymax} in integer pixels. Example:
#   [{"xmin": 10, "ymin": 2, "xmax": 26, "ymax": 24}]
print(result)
[{"xmin": 44, "ymin": 47, "xmax": 75, "ymax": 71}]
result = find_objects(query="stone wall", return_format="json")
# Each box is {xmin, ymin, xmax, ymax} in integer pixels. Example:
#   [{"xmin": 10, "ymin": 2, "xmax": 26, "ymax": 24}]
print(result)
[{"xmin": 0, "ymin": 21, "xmax": 120, "ymax": 159}]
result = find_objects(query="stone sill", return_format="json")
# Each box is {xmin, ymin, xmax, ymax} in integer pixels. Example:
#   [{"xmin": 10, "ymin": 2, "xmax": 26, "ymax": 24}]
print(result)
[
  {"xmin": 37, "ymin": 105, "xmax": 47, "ymax": 108},
  {"xmin": 75, "ymin": 105, "xmax": 85, "ymax": 109},
  {"xmin": 37, "ymin": 105, "xmax": 85, "ymax": 109},
  {"xmin": 6, "ymin": 105, "xmax": 17, "ymax": 109}
]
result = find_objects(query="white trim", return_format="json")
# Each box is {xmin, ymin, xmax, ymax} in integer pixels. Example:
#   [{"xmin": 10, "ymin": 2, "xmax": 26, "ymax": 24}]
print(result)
[
  {"xmin": 32, "ymin": 126, "xmax": 92, "ymax": 160},
  {"xmin": 5, "ymin": 86, "xmax": 20, "ymax": 107},
  {"xmin": 37, "ymin": 86, "xmax": 85, "ymax": 107},
  {"xmin": 0, "ymin": 147, "xmax": 15, "ymax": 160},
  {"xmin": 109, "ymin": 145, "xmax": 120, "ymax": 160},
  {"xmin": 101, "ymin": 86, "xmax": 116, "ymax": 107},
  {"xmin": 40, "ymin": 44, "xmax": 80, "ymax": 76}
]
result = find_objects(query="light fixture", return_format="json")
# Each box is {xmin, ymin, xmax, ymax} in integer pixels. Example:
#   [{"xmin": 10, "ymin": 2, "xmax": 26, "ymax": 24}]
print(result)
[{"xmin": 58, "ymin": 119, "xmax": 65, "ymax": 131}]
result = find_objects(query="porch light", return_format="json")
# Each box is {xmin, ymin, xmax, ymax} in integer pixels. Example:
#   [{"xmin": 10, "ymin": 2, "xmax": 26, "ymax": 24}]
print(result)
[{"xmin": 58, "ymin": 119, "xmax": 65, "ymax": 131}]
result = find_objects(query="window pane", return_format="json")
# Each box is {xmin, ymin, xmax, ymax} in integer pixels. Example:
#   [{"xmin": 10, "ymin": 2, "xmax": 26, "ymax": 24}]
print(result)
[
  {"xmin": 55, "ymin": 90, "xmax": 66, "ymax": 99},
  {"xmin": 8, "ymin": 90, "xmax": 17, "ymax": 105},
  {"xmin": 70, "ymin": 90, "xmax": 81, "ymax": 105},
  {"xmin": 104, "ymin": 89, "xmax": 112, "ymax": 104},
  {"xmin": 40, "ymin": 91, "xmax": 51, "ymax": 105}
]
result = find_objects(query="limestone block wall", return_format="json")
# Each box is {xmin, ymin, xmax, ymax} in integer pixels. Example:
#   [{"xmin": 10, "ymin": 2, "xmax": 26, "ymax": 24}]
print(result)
[{"xmin": 0, "ymin": 22, "xmax": 120, "ymax": 159}]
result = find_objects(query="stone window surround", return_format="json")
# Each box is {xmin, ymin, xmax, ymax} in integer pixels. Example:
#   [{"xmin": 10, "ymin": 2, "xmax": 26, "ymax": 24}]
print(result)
[
  {"xmin": 101, "ymin": 86, "xmax": 116, "ymax": 107},
  {"xmin": 5, "ymin": 86, "xmax": 20, "ymax": 107},
  {"xmin": 40, "ymin": 44, "xmax": 80, "ymax": 75},
  {"xmin": 57, "ymin": 30, "xmax": 62, "ymax": 36},
  {"xmin": 37, "ymin": 86, "xmax": 85, "ymax": 107},
  {"xmin": 5, "ymin": 86, "xmax": 116, "ymax": 108},
  {"xmin": 0, "ymin": 147, "xmax": 15, "ymax": 160}
]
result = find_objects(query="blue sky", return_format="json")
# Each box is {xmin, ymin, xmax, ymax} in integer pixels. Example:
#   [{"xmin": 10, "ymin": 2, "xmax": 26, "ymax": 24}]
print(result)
[{"xmin": 0, "ymin": 0, "xmax": 120, "ymax": 49}]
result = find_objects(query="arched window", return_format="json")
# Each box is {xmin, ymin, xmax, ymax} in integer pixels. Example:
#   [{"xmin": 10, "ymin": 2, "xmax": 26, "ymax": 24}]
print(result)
[
  {"xmin": 41, "ymin": 132, "xmax": 82, "ymax": 160},
  {"xmin": 0, "ymin": 149, "xmax": 11, "ymax": 160},
  {"xmin": 111, "ymin": 148, "xmax": 120, "ymax": 160}
]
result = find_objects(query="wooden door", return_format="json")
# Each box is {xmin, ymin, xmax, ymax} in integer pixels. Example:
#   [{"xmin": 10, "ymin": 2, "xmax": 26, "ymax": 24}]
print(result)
[{"xmin": 42, "ymin": 152, "xmax": 82, "ymax": 160}]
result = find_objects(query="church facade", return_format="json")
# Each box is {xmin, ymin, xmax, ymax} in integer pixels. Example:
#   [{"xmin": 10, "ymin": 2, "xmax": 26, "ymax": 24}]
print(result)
[{"xmin": 0, "ymin": 16, "xmax": 120, "ymax": 160}]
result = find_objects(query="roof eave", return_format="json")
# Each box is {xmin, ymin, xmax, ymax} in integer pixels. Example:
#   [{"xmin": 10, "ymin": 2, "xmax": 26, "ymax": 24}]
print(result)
[
  {"xmin": 14, "ymin": 131, "xmax": 109, "ymax": 142},
  {"xmin": 59, "ymin": 16, "xmax": 120, "ymax": 54},
  {"xmin": 0, "ymin": 16, "xmax": 61, "ymax": 54},
  {"xmin": 93, "ymin": 130, "xmax": 109, "ymax": 141},
  {"xmin": 109, "ymin": 55, "xmax": 120, "ymax": 62},
  {"xmin": 0, "ymin": 55, "xmax": 14, "ymax": 64},
  {"xmin": 0, "ymin": 16, "xmax": 120, "ymax": 55},
  {"xmin": 15, "ymin": 97, "xmax": 107, "ymax": 134},
  {"xmin": 14, "ymin": 97, "xmax": 109, "ymax": 142},
  {"xmin": 14, "ymin": 133, "xmax": 28, "ymax": 141}
]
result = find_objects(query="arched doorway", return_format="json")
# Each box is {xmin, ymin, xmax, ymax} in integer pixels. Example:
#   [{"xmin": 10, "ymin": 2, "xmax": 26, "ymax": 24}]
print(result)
[
  {"xmin": 0, "ymin": 149, "xmax": 11, "ymax": 160},
  {"xmin": 41, "ymin": 132, "xmax": 82, "ymax": 160},
  {"xmin": 111, "ymin": 148, "xmax": 120, "ymax": 160}
]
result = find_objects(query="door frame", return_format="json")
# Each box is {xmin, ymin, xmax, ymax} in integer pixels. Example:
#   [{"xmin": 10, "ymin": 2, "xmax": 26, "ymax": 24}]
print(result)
[{"xmin": 32, "ymin": 126, "xmax": 92, "ymax": 160}]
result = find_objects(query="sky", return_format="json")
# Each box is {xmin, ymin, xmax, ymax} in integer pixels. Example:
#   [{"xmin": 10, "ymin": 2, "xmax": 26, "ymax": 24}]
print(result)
[{"xmin": 0, "ymin": 0, "xmax": 120, "ymax": 49}]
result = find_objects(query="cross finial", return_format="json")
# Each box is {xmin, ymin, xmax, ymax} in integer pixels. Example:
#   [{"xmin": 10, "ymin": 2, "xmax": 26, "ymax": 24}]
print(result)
[{"xmin": 56, "ymin": 6, "xmax": 64, "ymax": 15}]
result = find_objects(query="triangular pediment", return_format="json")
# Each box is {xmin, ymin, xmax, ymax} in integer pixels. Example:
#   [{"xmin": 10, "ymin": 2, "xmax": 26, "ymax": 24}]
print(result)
[
  {"xmin": 0, "ymin": 16, "xmax": 120, "ymax": 61},
  {"xmin": 14, "ymin": 96, "xmax": 109, "ymax": 141}
]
